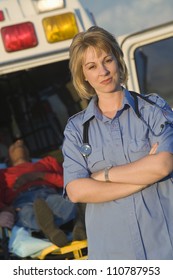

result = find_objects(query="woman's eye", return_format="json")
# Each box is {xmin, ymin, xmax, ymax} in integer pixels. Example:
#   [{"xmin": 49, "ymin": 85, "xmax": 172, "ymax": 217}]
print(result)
[
  {"xmin": 88, "ymin": 65, "xmax": 95, "ymax": 70},
  {"xmin": 105, "ymin": 58, "xmax": 113, "ymax": 63}
]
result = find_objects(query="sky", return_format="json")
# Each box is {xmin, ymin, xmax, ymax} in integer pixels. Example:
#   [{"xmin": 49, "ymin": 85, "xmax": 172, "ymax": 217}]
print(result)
[{"xmin": 80, "ymin": 0, "xmax": 173, "ymax": 37}]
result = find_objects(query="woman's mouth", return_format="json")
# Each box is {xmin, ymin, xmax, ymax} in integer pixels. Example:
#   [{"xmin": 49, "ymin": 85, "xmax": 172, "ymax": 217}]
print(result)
[{"xmin": 101, "ymin": 78, "xmax": 112, "ymax": 85}]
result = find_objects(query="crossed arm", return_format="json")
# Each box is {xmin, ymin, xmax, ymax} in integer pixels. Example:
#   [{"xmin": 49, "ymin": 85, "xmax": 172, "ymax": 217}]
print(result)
[
  {"xmin": 91, "ymin": 151, "xmax": 173, "ymax": 185},
  {"xmin": 66, "ymin": 144, "xmax": 173, "ymax": 203}
]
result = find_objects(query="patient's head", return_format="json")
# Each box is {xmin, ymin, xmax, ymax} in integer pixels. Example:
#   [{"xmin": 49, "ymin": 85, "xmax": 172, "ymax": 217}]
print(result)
[{"xmin": 8, "ymin": 139, "xmax": 30, "ymax": 166}]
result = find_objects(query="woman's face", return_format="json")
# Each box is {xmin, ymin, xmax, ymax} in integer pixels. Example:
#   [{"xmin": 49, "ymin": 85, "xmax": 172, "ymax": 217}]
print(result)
[{"xmin": 82, "ymin": 46, "xmax": 121, "ymax": 95}]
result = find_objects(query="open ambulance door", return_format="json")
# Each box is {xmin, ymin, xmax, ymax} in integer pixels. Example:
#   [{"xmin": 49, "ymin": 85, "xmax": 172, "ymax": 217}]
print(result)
[{"xmin": 119, "ymin": 21, "xmax": 173, "ymax": 108}]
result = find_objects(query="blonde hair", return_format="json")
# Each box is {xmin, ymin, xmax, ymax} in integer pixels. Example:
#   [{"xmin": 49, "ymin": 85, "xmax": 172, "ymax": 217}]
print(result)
[{"xmin": 69, "ymin": 26, "xmax": 128, "ymax": 100}]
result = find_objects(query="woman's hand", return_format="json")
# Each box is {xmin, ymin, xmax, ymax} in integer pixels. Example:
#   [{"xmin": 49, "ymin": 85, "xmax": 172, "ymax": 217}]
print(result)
[{"xmin": 91, "ymin": 143, "xmax": 159, "ymax": 182}]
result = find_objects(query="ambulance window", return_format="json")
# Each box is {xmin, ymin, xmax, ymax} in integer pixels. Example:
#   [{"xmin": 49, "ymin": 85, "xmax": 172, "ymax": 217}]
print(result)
[{"xmin": 134, "ymin": 37, "xmax": 173, "ymax": 108}]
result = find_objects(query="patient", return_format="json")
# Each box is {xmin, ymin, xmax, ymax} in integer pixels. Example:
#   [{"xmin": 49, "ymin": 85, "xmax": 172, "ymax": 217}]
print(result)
[{"xmin": 0, "ymin": 139, "xmax": 86, "ymax": 247}]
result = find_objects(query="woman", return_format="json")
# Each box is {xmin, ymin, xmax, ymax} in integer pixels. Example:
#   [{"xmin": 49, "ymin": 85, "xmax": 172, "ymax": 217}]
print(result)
[{"xmin": 62, "ymin": 26, "xmax": 173, "ymax": 259}]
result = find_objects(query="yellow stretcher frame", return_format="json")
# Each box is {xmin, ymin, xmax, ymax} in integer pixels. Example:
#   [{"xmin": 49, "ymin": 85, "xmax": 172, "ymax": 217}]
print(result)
[
  {"xmin": 0, "ymin": 226, "xmax": 87, "ymax": 260},
  {"xmin": 34, "ymin": 240, "xmax": 88, "ymax": 260}
]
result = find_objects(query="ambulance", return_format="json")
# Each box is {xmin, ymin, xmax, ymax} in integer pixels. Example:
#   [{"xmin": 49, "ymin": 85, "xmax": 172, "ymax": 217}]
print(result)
[
  {"xmin": 0, "ymin": 0, "xmax": 95, "ymax": 159},
  {"xmin": 0, "ymin": 0, "xmax": 173, "ymax": 160}
]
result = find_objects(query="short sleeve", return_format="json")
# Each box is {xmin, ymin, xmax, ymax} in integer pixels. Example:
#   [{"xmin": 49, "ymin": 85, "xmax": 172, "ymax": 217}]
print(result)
[
  {"xmin": 142, "ymin": 94, "xmax": 173, "ymax": 154},
  {"xmin": 62, "ymin": 119, "xmax": 90, "ymax": 189}
]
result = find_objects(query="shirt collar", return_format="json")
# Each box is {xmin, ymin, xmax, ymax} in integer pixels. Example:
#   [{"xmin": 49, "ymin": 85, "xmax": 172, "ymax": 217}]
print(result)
[
  {"xmin": 123, "ymin": 88, "xmax": 136, "ymax": 112},
  {"xmin": 82, "ymin": 95, "xmax": 99, "ymax": 124},
  {"xmin": 82, "ymin": 88, "xmax": 137, "ymax": 124}
]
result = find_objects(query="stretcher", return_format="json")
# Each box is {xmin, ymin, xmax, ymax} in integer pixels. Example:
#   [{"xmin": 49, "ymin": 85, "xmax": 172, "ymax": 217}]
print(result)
[
  {"xmin": 0, "ymin": 226, "xmax": 87, "ymax": 260},
  {"xmin": 35, "ymin": 240, "xmax": 88, "ymax": 260}
]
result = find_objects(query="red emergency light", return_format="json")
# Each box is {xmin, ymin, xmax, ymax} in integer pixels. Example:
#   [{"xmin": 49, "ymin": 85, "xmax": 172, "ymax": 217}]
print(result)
[
  {"xmin": 0, "ymin": 10, "xmax": 4, "ymax": 21},
  {"xmin": 1, "ymin": 22, "xmax": 38, "ymax": 52}
]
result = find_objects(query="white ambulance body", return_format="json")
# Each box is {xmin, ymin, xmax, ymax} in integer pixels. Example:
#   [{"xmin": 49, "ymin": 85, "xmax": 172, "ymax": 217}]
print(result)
[{"xmin": 0, "ymin": 0, "xmax": 95, "ymax": 159}]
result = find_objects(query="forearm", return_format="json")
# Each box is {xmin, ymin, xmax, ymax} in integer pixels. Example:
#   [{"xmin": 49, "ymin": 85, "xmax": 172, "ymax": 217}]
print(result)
[
  {"xmin": 92, "ymin": 152, "xmax": 173, "ymax": 185},
  {"xmin": 108, "ymin": 152, "xmax": 173, "ymax": 185},
  {"xmin": 66, "ymin": 178, "xmax": 147, "ymax": 203}
]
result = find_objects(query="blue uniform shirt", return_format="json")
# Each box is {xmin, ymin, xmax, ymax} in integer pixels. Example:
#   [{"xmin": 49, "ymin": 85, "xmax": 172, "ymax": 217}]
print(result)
[{"xmin": 62, "ymin": 88, "xmax": 173, "ymax": 259}]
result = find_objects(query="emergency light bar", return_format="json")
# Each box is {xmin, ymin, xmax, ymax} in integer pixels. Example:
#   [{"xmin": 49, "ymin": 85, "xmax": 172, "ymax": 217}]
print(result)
[
  {"xmin": 33, "ymin": 0, "xmax": 65, "ymax": 13},
  {"xmin": 0, "ymin": 0, "xmax": 95, "ymax": 69},
  {"xmin": 1, "ymin": 22, "xmax": 38, "ymax": 52},
  {"xmin": 1, "ymin": 11, "xmax": 78, "ymax": 52},
  {"xmin": 0, "ymin": 3, "xmax": 79, "ymax": 52},
  {"xmin": 42, "ymin": 12, "xmax": 79, "ymax": 43},
  {"xmin": 0, "ymin": 10, "xmax": 4, "ymax": 21}
]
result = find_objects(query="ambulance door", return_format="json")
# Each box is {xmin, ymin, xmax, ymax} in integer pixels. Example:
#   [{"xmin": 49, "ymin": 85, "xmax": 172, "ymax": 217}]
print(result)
[{"xmin": 120, "ymin": 21, "xmax": 173, "ymax": 107}]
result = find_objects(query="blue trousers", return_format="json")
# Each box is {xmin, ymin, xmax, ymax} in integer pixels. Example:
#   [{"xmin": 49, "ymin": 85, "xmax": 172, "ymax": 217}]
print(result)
[{"xmin": 13, "ymin": 185, "xmax": 76, "ymax": 231}]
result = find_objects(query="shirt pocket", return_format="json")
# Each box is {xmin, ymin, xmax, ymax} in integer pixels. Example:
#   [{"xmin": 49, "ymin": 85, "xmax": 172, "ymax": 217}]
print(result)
[
  {"xmin": 87, "ymin": 148, "xmax": 107, "ymax": 172},
  {"xmin": 127, "ymin": 139, "xmax": 150, "ymax": 162}
]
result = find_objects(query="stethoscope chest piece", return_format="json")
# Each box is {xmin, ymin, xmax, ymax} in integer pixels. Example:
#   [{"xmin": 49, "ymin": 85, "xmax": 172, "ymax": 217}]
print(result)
[{"xmin": 80, "ymin": 143, "xmax": 92, "ymax": 157}]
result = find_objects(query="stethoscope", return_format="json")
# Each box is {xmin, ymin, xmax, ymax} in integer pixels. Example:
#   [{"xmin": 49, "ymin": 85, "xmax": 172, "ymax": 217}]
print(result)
[
  {"xmin": 131, "ymin": 90, "xmax": 173, "ymax": 137},
  {"xmin": 79, "ymin": 93, "xmax": 173, "ymax": 158},
  {"xmin": 80, "ymin": 116, "xmax": 94, "ymax": 158}
]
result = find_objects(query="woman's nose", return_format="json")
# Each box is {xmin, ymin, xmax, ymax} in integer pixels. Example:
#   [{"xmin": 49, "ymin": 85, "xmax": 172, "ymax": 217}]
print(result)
[{"xmin": 99, "ymin": 64, "xmax": 109, "ymax": 75}]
